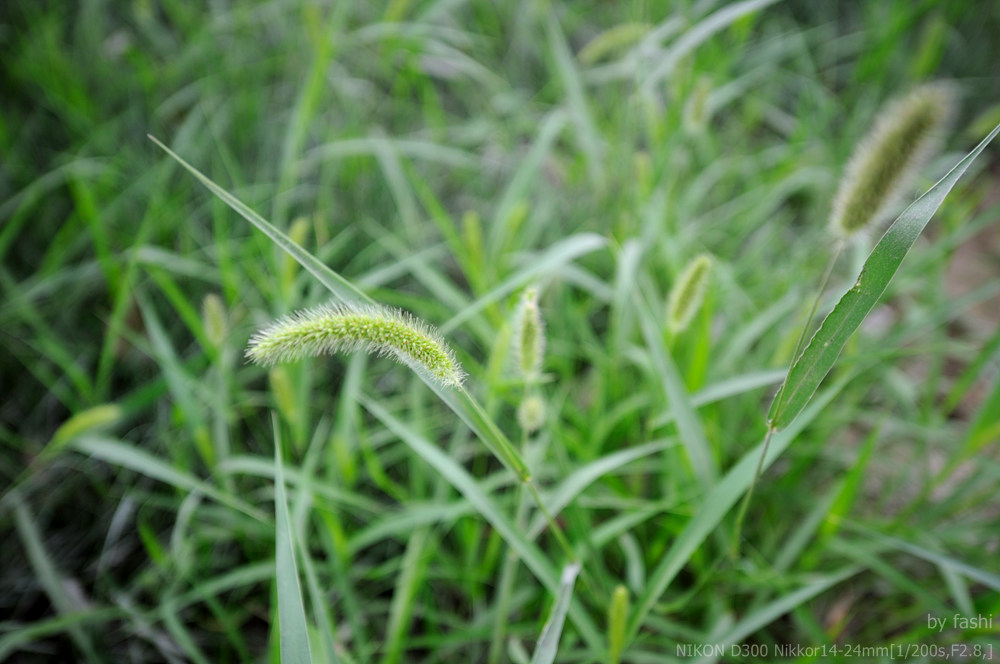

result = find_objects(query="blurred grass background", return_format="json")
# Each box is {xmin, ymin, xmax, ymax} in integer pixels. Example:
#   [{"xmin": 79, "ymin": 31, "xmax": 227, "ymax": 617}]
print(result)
[{"xmin": 2, "ymin": 0, "xmax": 1000, "ymax": 662}]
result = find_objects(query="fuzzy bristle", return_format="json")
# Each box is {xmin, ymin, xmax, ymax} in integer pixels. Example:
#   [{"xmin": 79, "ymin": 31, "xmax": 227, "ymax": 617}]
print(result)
[
  {"xmin": 246, "ymin": 302, "xmax": 464, "ymax": 388},
  {"xmin": 830, "ymin": 82, "xmax": 957, "ymax": 239}
]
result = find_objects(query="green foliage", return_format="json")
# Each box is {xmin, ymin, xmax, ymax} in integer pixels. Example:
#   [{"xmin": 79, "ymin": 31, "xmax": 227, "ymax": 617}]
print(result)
[{"xmin": 3, "ymin": 1, "xmax": 1000, "ymax": 662}]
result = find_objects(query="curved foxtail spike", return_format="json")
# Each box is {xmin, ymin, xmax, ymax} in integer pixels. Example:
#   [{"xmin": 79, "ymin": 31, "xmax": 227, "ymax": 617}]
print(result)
[
  {"xmin": 667, "ymin": 254, "xmax": 713, "ymax": 334},
  {"xmin": 246, "ymin": 302, "xmax": 465, "ymax": 388},
  {"xmin": 513, "ymin": 288, "xmax": 545, "ymax": 381},
  {"xmin": 830, "ymin": 82, "xmax": 957, "ymax": 240}
]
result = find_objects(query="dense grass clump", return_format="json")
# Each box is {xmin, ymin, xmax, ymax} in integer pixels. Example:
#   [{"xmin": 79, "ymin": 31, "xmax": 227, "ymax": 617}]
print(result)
[{"xmin": 2, "ymin": 1, "xmax": 1000, "ymax": 662}]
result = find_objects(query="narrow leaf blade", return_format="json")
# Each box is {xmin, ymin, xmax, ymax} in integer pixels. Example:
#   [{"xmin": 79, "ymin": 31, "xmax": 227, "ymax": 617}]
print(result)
[
  {"xmin": 148, "ymin": 135, "xmax": 371, "ymax": 306},
  {"xmin": 273, "ymin": 421, "xmax": 313, "ymax": 663},
  {"xmin": 769, "ymin": 122, "xmax": 1000, "ymax": 430},
  {"xmin": 530, "ymin": 562, "xmax": 582, "ymax": 664},
  {"xmin": 636, "ymin": 292, "xmax": 717, "ymax": 485},
  {"xmin": 627, "ymin": 375, "xmax": 852, "ymax": 645}
]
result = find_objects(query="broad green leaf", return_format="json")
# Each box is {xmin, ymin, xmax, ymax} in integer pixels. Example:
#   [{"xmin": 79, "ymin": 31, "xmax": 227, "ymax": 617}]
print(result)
[{"xmin": 769, "ymin": 122, "xmax": 1000, "ymax": 430}]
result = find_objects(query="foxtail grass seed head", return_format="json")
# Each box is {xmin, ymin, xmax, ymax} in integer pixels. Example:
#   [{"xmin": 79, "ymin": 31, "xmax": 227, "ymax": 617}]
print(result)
[
  {"xmin": 683, "ymin": 76, "xmax": 712, "ymax": 134},
  {"xmin": 513, "ymin": 288, "xmax": 545, "ymax": 381},
  {"xmin": 830, "ymin": 82, "xmax": 956, "ymax": 240},
  {"xmin": 246, "ymin": 302, "xmax": 464, "ymax": 388},
  {"xmin": 517, "ymin": 395, "xmax": 546, "ymax": 434},
  {"xmin": 667, "ymin": 254, "xmax": 713, "ymax": 334},
  {"xmin": 201, "ymin": 293, "xmax": 228, "ymax": 350}
]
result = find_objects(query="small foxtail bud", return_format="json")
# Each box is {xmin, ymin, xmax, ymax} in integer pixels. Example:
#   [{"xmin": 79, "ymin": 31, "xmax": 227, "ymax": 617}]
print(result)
[
  {"xmin": 513, "ymin": 288, "xmax": 545, "ymax": 381},
  {"xmin": 517, "ymin": 395, "xmax": 546, "ymax": 434},
  {"xmin": 666, "ymin": 254, "xmax": 713, "ymax": 334}
]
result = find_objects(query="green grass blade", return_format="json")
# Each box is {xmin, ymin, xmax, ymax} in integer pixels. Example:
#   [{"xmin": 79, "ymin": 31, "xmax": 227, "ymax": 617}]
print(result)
[
  {"xmin": 529, "ymin": 561, "xmax": 582, "ymax": 664},
  {"xmin": 273, "ymin": 419, "xmax": 313, "ymax": 664},
  {"xmin": 370, "ymin": 134, "xmax": 422, "ymax": 242},
  {"xmin": 358, "ymin": 395, "xmax": 604, "ymax": 654},
  {"xmin": 0, "ymin": 607, "xmax": 122, "ymax": 661},
  {"xmin": 381, "ymin": 528, "xmax": 431, "ymax": 664},
  {"xmin": 936, "ymin": 369, "xmax": 1000, "ymax": 483},
  {"xmin": 168, "ymin": 561, "xmax": 275, "ymax": 613},
  {"xmin": 135, "ymin": 295, "xmax": 210, "ymax": 460},
  {"xmin": 347, "ymin": 501, "xmax": 476, "ymax": 554},
  {"xmin": 607, "ymin": 585, "xmax": 629, "ymax": 664},
  {"xmin": 694, "ymin": 567, "xmax": 859, "ymax": 662},
  {"xmin": 942, "ymin": 320, "xmax": 1000, "ymax": 413},
  {"xmin": 147, "ymin": 135, "xmax": 371, "ymax": 306},
  {"xmin": 72, "ymin": 436, "xmax": 267, "ymax": 522},
  {"xmin": 438, "ymin": 385, "xmax": 532, "ymax": 481},
  {"xmin": 440, "ymin": 233, "xmax": 607, "ymax": 335},
  {"xmin": 305, "ymin": 137, "xmax": 477, "ymax": 170},
  {"xmin": 49, "ymin": 403, "xmax": 122, "ymax": 452},
  {"xmin": 769, "ymin": 122, "xmax": 1000, "ymax": 431},
  {"xmin": 639, "ymin": 0, "xmax": 782, "ymax": 96},
  {"xmin": 488, "ymin": 111, "xmax": 568, "ymax": 253},
  {"xmin": 526, "ymin": 440, "xmax": 673, "ymax": 539},
  {"xmin": 845, "ymin": 524, "xmax": 1000, "ymax": 592},
  {"xmin": 160, "ymin": 598, "xmax": 213, "ymax": 664},
  {"xmin": 826, "ymin": 539, "xmax": 948, "ymax": 613},
  {"xmin": 650, "ymin": 369, "xmax": 787, "ymax": 429},
  {"xmin": 545, "ymin": 8, "xmax": 602, "ymax": 189},
  {"xmin": 636, "ymin": 292, "xmax": 717, "ymax": 485},
  {"xmin": 299, "ymin": 549, "xmax": 341, "ymax": 664},
  {"xmin": 360, "ymin": 396, "xmax": 542, "ymax": 572},
  {"xmin": 9, "ymin": 491, "xmax": 99, "ymax": 663},
  {"xmin": 272, "ymin": 6, "xmax": 332, "ymax": 226},
  {"xmin": 626, "ymin": 375, "xmax": 852, "ymax": 646}
]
